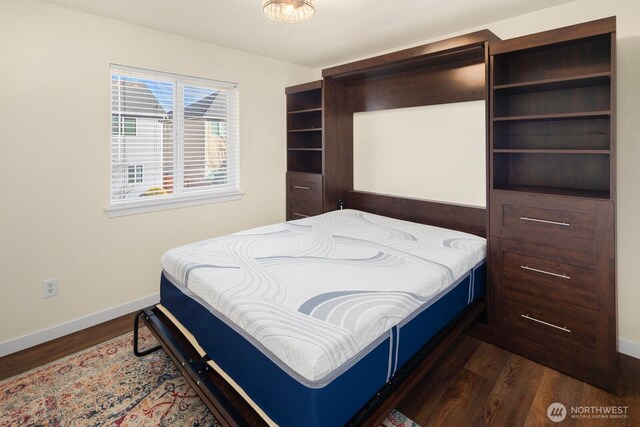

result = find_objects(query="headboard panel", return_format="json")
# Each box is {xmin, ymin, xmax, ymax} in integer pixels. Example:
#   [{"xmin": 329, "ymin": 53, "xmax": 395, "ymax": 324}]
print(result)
[{"xmin": 345, "ymin": 190, "xmax": 486, "ymax": 238}]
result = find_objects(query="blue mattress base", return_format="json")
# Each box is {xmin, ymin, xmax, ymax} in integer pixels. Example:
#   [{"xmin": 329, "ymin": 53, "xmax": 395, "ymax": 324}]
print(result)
[{"xmin": 160, "ymin": 262, "xmax": 486, "ymax": 427}]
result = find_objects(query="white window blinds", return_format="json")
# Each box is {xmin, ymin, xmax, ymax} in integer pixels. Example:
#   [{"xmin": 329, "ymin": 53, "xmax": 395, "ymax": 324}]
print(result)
[{"xmin": 109, "ymin": 65, "xmax": 240, "ymax": 214}]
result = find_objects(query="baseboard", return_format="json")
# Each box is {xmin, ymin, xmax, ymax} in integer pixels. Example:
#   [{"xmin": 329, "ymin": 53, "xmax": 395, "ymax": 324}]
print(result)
[
  {"xmin": 619, "ymin": 337, "xmax": 640, "ymax": 360},
  {"xmin": 0, "ymin": 293, "xmax": 159, "ymax": 357}
]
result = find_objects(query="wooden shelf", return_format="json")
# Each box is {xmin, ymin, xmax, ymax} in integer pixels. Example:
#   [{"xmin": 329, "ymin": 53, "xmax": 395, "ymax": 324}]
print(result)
[
  {"xmin": 288, "ymin": 108, "xmax": 322, "ymax": 114},
  {"xmin": 493, "ymin": 149, "xmax": 610, "ymax": 154},
  {"xmin": 290, "ymin": 172, "xmax": 322, "ymax": 176},
  {"xmin": 493, "ymin": 111, "xmax": 610, "ymax": 122},
  {"xmin": 493, "ymin": 116, "xmax": 610, "ymax": 151},
  {"xmin": 288, "ymin": 128, "xmax": 323, "ymax": 133},
  {"xmin": 493, "ymin": 185, "xmax": 610, "ymax": 200},
  {"xmin": 493, "ymin": 72, "xmax": 611, "ymax": 93}
]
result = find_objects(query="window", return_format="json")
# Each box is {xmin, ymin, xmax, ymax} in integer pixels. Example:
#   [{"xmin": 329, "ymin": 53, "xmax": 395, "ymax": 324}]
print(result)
[
  {"xmin": 123, "ymin": 117, "xmax": 137, "ymax": 136},
  {"xmin": 127, "ymin": 164, "xmax": 143, "ymax": 183},
  {"xmin": 108, "ymin": 65, "xmax": 240, "ymax": 215},
  {"xmin": 112, "ymin": 117, "xmax": 137, "ymax": 136},
  {"xmin": 208, "ymin": 120, "xmax": 227, "ymax": 138}
]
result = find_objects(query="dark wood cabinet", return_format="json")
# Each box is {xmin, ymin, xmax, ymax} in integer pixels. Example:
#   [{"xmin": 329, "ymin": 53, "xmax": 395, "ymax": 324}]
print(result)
[
  {"xmin": 488, "ymin": 17, "xmax": 618, "ymax": 392},
  {"xmin": 285, "ymin": 81, "xmax": 324, "ymax": 219}
]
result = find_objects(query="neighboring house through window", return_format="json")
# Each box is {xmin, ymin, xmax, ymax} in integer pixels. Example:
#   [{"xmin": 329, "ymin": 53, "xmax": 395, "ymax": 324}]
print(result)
[
  {"xmin": 112, "ymin": 117, "xmax": 137, "ymax": 136},
  {"xmin": 127, "ymin": 164, "xmax": 143, "ymax": 183},
  {"xmin": 108, "ymin": 65, "xmax": 240, "ymax": 215}
]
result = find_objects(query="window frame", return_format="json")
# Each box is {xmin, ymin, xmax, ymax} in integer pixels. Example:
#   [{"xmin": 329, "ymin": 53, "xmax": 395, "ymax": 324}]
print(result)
[{"xmin": 106, "ymin": 65, "xmax": 242, "ymax": 217}]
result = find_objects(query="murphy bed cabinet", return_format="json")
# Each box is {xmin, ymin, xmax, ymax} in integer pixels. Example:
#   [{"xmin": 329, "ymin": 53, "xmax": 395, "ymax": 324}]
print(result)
[
  {"xmin": 285, "ymin": 81, "xmax": 324, "ymax": 220},
  {"xmin": 488, "ymin": 17, "xmax": 618, "ymax": 391}
]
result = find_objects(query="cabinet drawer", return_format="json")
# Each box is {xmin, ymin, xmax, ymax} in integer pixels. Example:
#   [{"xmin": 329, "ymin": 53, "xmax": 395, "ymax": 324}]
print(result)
[
  {"xmin": 286, "ymin": 172, "xmax": 323, "ymax": 200},
  {"xmin": 490, "ymin": 191, "xmax": 597, "ymax": 252},
  {"xmin": 287, "ymin": 197, "xmax": 323, "ymax": 220},
  {"xmin": 499, "ymin": 290, "xmax": 596, "ymax": 360},
  {"xmin": 500, "ymin": 239, "xmax": 595, "ymax": 309}
]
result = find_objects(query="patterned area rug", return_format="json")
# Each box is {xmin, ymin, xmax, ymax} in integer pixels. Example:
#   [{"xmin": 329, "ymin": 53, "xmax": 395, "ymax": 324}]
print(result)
[{"xmin": 0, "ymin": 329, "xmax": 420, "ymax": 426}]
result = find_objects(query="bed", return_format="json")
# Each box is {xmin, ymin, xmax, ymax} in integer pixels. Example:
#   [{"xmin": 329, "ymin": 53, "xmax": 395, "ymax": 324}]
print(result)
[{"xmin": 136, "ymin": 203, "xmax": 486, "ymax": 427}]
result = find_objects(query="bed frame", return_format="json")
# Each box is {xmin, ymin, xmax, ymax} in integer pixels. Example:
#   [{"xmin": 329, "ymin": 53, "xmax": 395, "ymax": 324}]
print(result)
[{"xmin": 134, "ymin": 193, "xmax": 487, "ymax": 426}]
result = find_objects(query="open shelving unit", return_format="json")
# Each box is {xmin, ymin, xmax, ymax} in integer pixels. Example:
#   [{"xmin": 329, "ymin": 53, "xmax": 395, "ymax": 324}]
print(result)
[
  {"xmin": 490, "ymin": 31, "xmax": 614, "ymax": 199},
  {"xmin": 285, "ymin": 81, "xmax": 324, "ymax": 219},
  {"xmin": 286, "ymin": 81, "xmax": 323, "ymax": 175}
]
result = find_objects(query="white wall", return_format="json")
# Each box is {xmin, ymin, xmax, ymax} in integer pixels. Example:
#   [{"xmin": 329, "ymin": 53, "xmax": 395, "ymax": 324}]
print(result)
[
  {"xmin": 0, "ymin": 0, "xmax": 316, "ymax": 346},
  {"xmin": 353, "ymin": 101, "xmax": 486, "ymax": 207},
  {"xmin": 331, "ymin": 0, "xmax": 640, "ymax": 353}
]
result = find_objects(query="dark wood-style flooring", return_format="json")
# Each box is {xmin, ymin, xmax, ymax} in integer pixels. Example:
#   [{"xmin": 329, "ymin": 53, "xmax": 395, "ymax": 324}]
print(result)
[
  {"xmin": 0, "ymin": 312, "xmax": 136, "ymax": 381},
  {"xmin": 1, "ymin": 314, "xmax": 638, "ymax": 426},
  {"xmin": 398, "ymin": 334, "xmax": 640, "ymax": 426}
]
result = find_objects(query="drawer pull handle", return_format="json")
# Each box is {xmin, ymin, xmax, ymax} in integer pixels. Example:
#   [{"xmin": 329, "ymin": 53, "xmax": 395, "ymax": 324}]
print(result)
[
  {"xmin": 519, "ymin": 216, "xmax": 570, "ymax": 227},
  {"xmin": 521, "ymin": 314, "xmax": 571, "ymax": 333},
  {"xmin": 293, "ymin": 212, "xmax": 309, "ymax": 218},
  {"xmin": 520, "ymin": 265, "xmax": 570, "ymax": 280},
  {"xmin": 293, "ymin": 185, "xmax": 310, "ymax": 190}
]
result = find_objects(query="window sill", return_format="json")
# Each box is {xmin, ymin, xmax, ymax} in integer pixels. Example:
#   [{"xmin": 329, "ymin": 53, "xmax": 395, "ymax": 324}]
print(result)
[{"xmin": 105, "ymin": 191, "xmax": 243, "ymax": 218}]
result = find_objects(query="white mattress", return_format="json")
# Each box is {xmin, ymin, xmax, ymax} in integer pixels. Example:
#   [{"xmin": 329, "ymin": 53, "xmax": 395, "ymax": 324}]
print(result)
[{"xmin": 161, "ymin": 209, "xmax": 486, "ymax": 384}]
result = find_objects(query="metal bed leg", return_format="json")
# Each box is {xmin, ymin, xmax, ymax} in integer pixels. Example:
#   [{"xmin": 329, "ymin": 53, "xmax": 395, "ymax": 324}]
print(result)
[{"xmin": 133, "ymin": 309, "xmax": 162, "ymax": 357}]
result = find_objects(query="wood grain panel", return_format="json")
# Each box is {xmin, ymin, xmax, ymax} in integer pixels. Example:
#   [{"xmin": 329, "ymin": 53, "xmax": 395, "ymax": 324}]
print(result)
[
  {"xmin": 286, "ymin": 172, "xmax": 323, "ymax": 200},
  {"xmin": 323, "ymin": 30, "xmax": 498, "ymax": 78},
  {"xmin": 345, "ymin": 190, "xmax": 486, "ymax": 237},
  {"xmin": 347, "ymin": 61, "xmax": 485, "ymax": 112},
  {"xmin": 595, "ymin": 201, "xmax": 616, "ymax": 314},
  {"xmin": 287, "ymin": 197, "xmax": 323, "ymax": 219},
  {"xmin": 322, "ymin": 77, "xmax": 353, "ymax": 211},
  {"xmin": 490, "ymin": 190, "xmax": 598, "ymax": 254},
  {"xmin": 490, "ymin": 17, "xmax": 615, "ymax": 55},
  {"xmin": 502, "ymin": 247, "xmax": 596, "ymax": 309},
  {"xmin": 501, "ymin": 293, "xmax": 596, "ymax": 354},
  {"xmin": 284, "ymin": 80, "xmax": 322, "ymax": 95},
  {"xmin": 487, "ymin": 328, "xmax": 602, "ymax": 389}
]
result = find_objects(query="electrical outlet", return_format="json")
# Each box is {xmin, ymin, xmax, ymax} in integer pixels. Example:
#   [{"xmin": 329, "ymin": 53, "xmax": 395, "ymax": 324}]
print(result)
[{"xmin": 43, "ymin": 278, "xmax": 58, "ymax": 298}]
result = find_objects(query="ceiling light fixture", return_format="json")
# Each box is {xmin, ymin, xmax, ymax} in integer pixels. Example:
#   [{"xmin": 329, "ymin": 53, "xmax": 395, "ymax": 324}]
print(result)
[{"xmin": 263, "ymin": 0, "xmax": 315, "ymax": 23}]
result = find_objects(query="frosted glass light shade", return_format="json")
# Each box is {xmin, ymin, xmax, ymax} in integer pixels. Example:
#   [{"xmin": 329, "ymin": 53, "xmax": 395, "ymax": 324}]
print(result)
[{"xmin": 263, "ymin": 0, "xmax": 315, "ymax": 23}]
